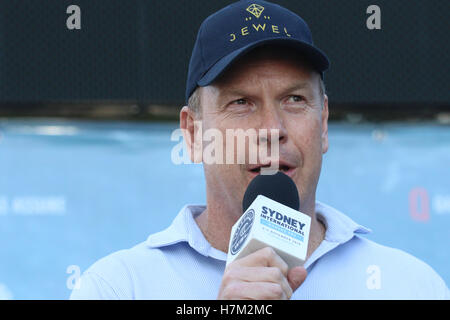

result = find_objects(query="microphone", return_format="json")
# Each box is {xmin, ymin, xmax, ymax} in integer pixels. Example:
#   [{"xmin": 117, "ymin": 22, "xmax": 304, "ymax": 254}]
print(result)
[{"xmin": 226, "ymin": 171, "xmax": 311, "ymax": 269}]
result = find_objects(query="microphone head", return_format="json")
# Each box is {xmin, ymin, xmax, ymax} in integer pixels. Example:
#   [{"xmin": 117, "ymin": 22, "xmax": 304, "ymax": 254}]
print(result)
[{"xmin": 242, "ymin": 171, "xmax": 300, "ymax": 212}]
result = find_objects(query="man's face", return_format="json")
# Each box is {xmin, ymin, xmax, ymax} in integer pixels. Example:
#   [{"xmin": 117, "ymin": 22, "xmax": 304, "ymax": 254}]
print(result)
[{"xmin": 192, "ymin": 48, "xmax": 328, "ymax": 215}]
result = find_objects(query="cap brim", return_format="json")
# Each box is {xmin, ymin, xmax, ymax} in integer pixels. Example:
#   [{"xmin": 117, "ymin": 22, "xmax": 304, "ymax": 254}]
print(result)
[{"xmin": 197, "ymin": 38, "xmax": 330, "ymax": 87}]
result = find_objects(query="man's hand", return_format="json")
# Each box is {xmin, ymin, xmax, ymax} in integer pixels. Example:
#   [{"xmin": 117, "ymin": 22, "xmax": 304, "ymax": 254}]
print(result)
[{"xmin": 218, "ymin": 247, "xmax": 307, "ymax": 300}]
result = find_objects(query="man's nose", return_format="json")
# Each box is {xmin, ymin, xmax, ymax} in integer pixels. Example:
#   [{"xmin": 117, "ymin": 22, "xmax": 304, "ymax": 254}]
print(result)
[{"xmin": 258, "ymin": 105, "xmax": 288, "ymax": 145}]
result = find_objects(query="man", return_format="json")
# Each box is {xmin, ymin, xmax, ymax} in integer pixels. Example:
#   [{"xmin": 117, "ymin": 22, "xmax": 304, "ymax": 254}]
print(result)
[{"xmin": 70, "ymin": 0, "xmax": 449, "ymax": 299}]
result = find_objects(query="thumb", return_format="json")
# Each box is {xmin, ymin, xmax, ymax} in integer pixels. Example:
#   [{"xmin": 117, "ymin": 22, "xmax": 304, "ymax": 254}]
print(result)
[{"xmin": 287, "ymin": 266, "xmax": 307, "ymax": 292}]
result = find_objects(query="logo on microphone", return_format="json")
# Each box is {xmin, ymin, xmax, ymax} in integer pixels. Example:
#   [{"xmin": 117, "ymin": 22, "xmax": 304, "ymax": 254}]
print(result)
[{"xmin": 230, "ymin": 209, "xmax": 255, "ymax": 255}]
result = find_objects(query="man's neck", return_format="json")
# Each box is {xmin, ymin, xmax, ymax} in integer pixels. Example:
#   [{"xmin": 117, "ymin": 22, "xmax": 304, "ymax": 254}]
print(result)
[
  {"xmin": 194, "ymin": 200, "xmax": 237, "ymax": 253},
  {"xmin": 194, "ymin": 199, "xmax": 326, "ymax": 260}
]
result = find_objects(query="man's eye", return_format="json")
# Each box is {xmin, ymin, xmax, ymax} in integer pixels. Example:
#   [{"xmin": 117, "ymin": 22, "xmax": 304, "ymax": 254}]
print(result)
[
  {"xmin": 232, "ymin": 98, "xmax": 247, "ymax": 105},
  {"xmin": 288, "ymin": 95, "xmax": 305, "ymax": 103}
]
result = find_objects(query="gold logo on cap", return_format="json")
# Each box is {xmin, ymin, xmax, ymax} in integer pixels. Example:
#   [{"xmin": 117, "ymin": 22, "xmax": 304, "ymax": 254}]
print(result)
[{"xmin": 246, "ymin": 4, "xmax": 264, "ymax": 18}]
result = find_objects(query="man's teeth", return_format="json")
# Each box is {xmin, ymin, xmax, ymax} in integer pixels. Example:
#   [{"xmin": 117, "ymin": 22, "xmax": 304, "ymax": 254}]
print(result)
[{"xmin": 250, "ymin": 165, "xmax": 290, "ymax": 173}]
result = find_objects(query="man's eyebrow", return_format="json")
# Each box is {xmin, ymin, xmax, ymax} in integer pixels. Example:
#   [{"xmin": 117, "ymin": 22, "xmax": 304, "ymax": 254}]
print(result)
[
  {"xmin": 214, "ymin": 88, "xmax": 251, "ymax": 109},
  {"xmin": 217, "ymin": 87, "xmax": 249, "ymax": 99},
  {"xmin": 279, "ymin": 82, "xmax": 312, "ymax": 95}
]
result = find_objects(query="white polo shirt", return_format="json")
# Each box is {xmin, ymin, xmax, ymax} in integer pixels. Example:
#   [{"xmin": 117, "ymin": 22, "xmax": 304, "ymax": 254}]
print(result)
[{"xmin": 70, "ymin": 201, "xmax": 449, "ymax": 299}]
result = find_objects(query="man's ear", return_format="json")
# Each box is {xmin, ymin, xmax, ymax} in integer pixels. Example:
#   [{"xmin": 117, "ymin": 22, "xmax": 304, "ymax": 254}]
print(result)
[
  {"xmin": 321, "ymin": 95, "xmax": 329, "ymax": 154},
  {"xmin": 180, "ymin": 106, "xmax": 202, "ymax": 163}
]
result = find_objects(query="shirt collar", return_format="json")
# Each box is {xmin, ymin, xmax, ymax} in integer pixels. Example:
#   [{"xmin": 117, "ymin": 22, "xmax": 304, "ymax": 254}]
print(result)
[
  {"xmin": 146, "ymin": 204, "xmax": 227, "ymax": 260},
  {"xmin": 146, "ymin": 202, "xmax": 371, "ymax": 262},
  {"xmin": 315, "ymin": 201, "xmax": 371, "ymax": 243}
]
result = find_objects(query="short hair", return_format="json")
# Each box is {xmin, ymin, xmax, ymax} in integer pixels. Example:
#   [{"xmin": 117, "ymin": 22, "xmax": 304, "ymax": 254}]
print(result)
[{"xmin": 187, "ymin": 86, "xmax": 202, "ymax": 115}]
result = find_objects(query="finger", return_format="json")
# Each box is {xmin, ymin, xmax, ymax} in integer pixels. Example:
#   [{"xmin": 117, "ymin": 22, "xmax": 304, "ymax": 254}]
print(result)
[
  {"xmin": 223, "ymin": 267, "xmax": 293, "ymax": 299},
  {"xmin": 221, "ymin": 282, "xmax": 288, "ymax": 300},
  {"xmin": 287, "ymin": 266, "xmax": 307, "ymax": 292},
  {"xmin": 232, "ymin": 247, "xmax": 289, "ymax": 277}
]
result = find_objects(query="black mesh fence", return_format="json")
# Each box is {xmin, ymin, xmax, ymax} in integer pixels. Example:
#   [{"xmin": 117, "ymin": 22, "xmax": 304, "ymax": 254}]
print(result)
[{"xmin": 0, "ymin": 0, "xmax": 449, "ymax": 110}]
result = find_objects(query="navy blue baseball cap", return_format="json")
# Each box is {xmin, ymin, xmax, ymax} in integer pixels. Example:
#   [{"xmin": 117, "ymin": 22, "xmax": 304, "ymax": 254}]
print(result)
[{"xmin": 185, "ymin": 0, "xmax": 330, "ymax": 103}]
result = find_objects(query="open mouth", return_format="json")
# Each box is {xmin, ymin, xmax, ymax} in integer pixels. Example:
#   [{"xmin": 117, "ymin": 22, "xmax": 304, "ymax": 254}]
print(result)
[
  {"xmin": 248, "ymin": 162, "xmax": 296, "ymax": 177},
  {"xmin": 249, "ymin": 164, "xmax": 290, "ymax": 173}
]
